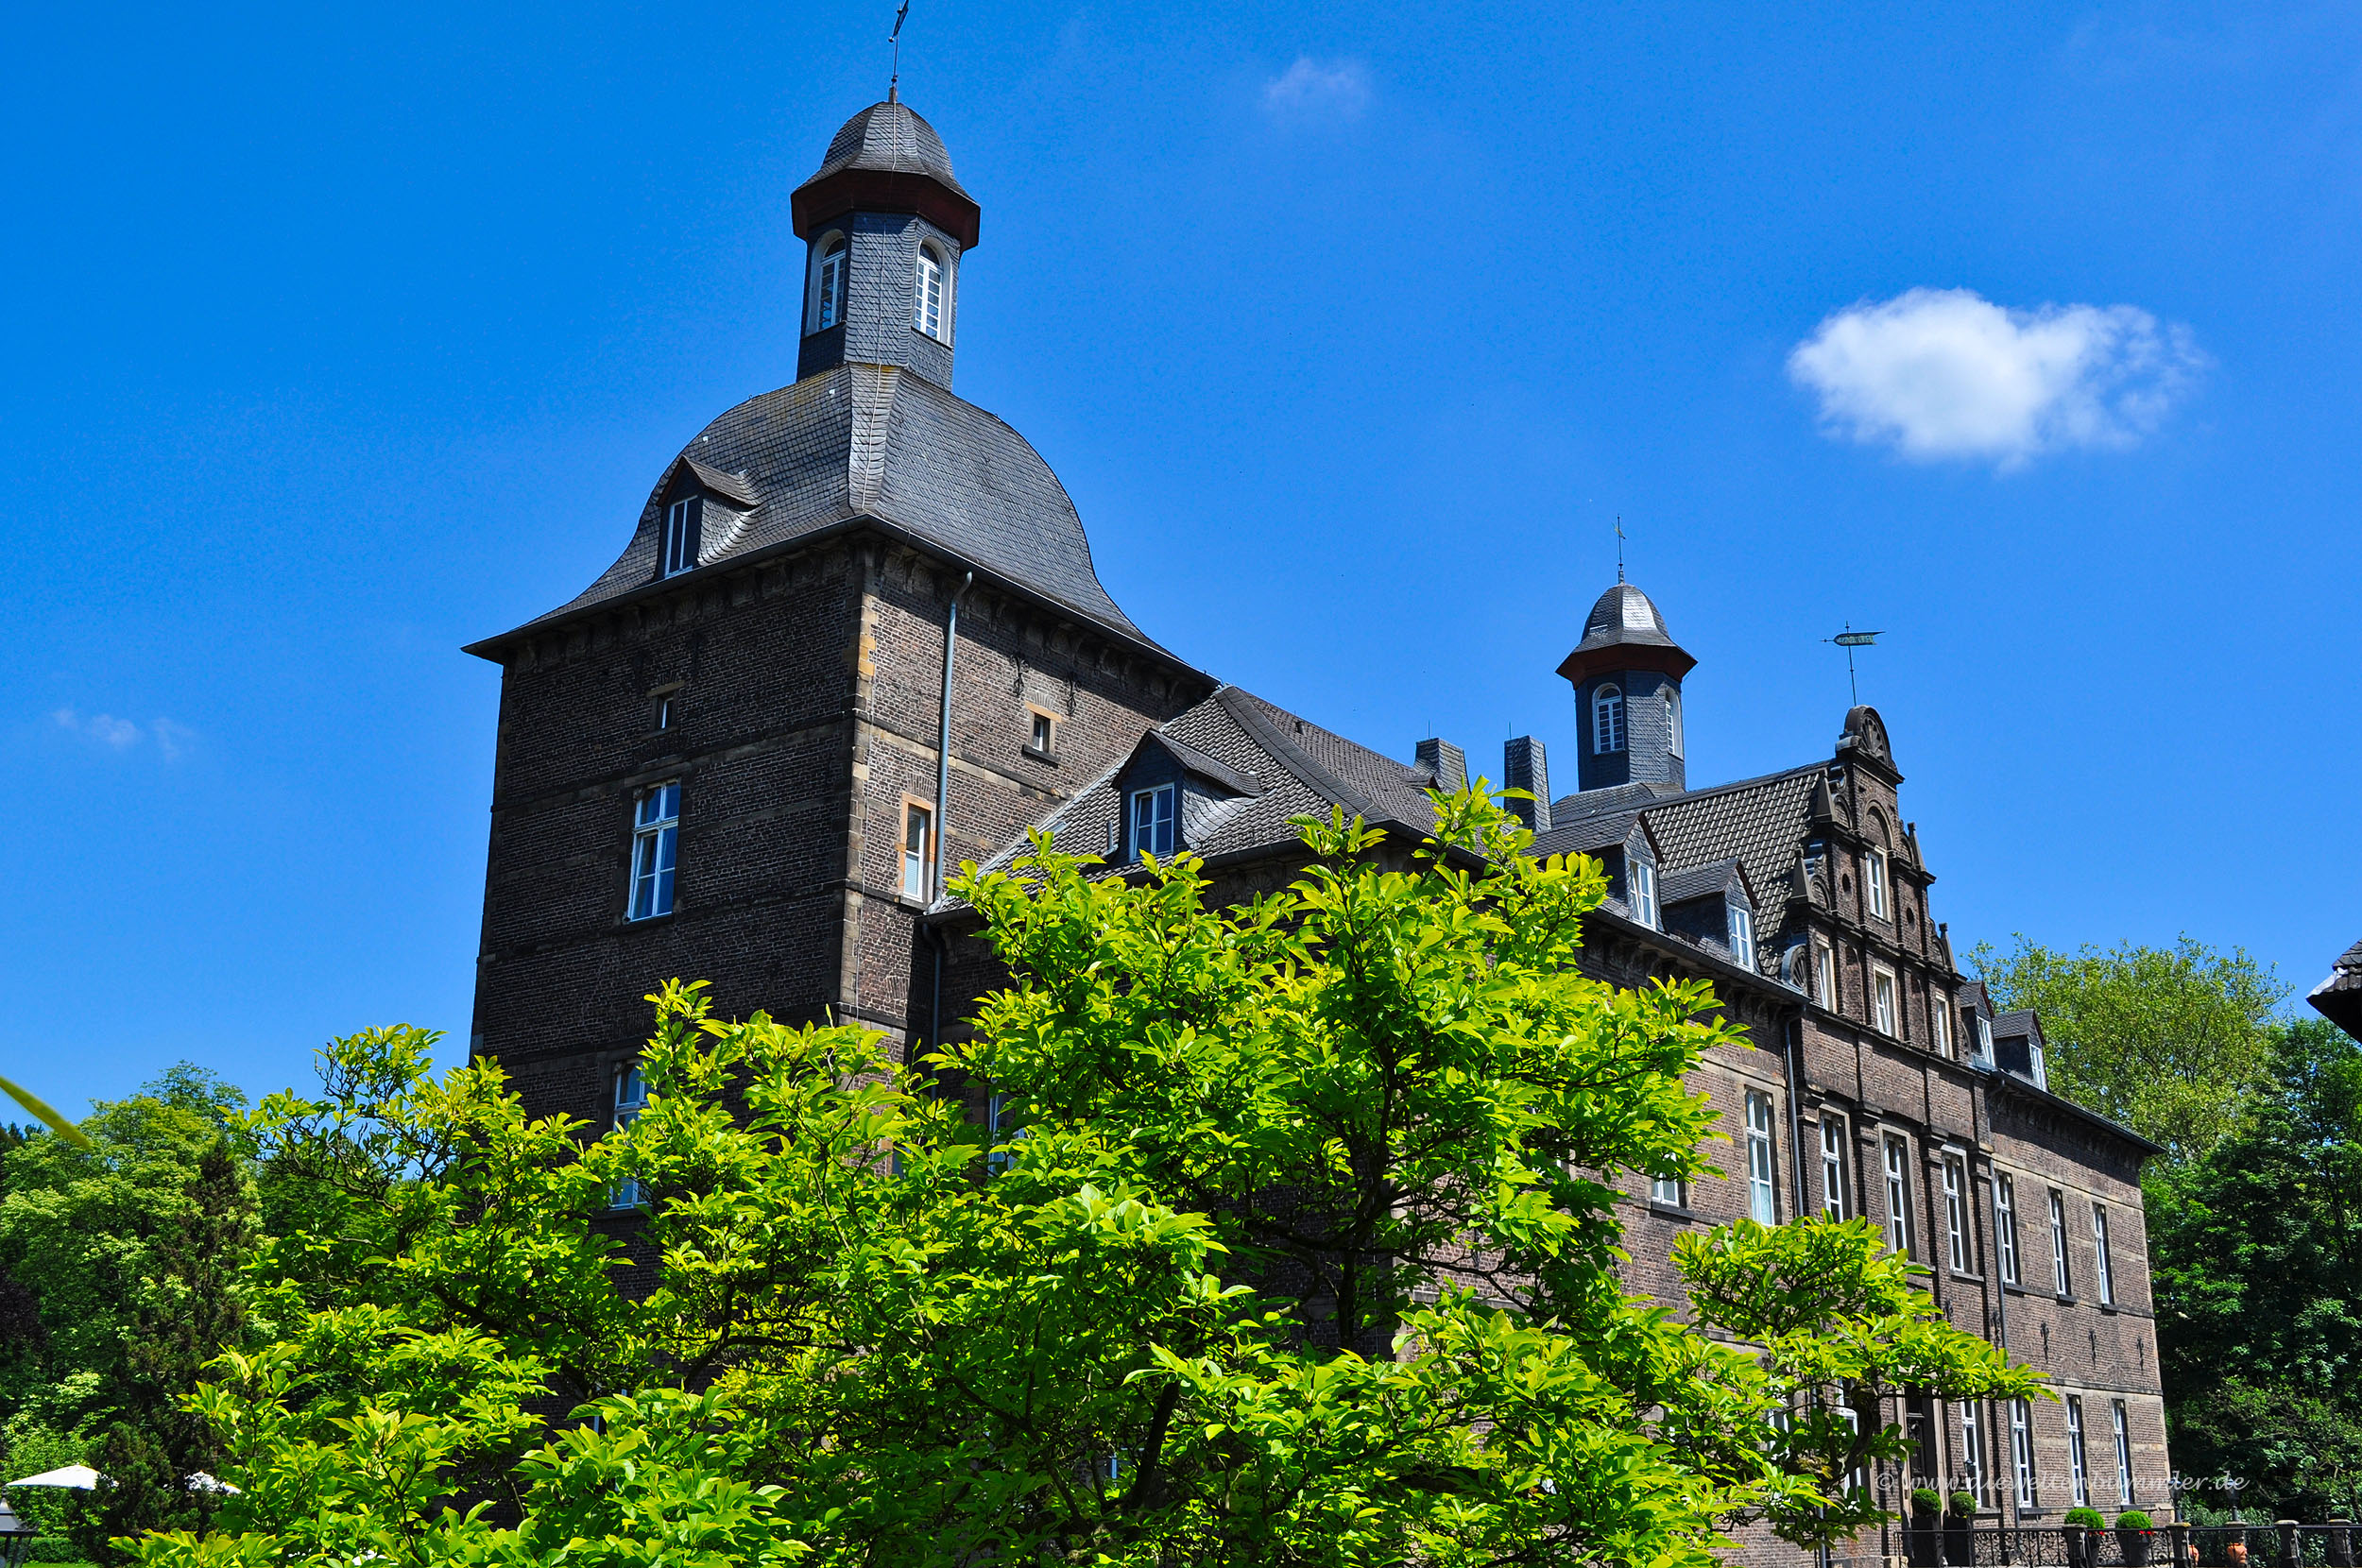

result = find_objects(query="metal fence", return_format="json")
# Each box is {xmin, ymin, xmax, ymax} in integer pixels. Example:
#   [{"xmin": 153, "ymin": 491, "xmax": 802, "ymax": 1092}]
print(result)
[{"xmin": 1863, "ymin": 1523, "xmax": 2362, "ymax": 1568}]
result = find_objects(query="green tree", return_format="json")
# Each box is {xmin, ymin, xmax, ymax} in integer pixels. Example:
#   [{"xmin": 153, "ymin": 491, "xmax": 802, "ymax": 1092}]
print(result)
[
  {"xmin": 135, "ymin": 793, "xmax": 2042, "ymax": 1568},
  {"xmin": 1972, "ymin": 935, "xmax": 2287, "ymax": 1162},
  {"xmin": 2150, "ymin": 1016, "xmax": 2362, "ymax": 1519}
]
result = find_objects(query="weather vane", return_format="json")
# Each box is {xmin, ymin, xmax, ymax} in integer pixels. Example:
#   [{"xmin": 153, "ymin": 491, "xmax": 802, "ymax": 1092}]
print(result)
[
  {"xmin": 1823, "ymin": 623, "xmax": 1884, "ymax": 706},
  {"xmin": 888, "ymin": 0, "xmax": 911, "ymax": 101},
  {"xmin": 1615, "ymin": 516, "xmax": 1625, "ymax": 583}
]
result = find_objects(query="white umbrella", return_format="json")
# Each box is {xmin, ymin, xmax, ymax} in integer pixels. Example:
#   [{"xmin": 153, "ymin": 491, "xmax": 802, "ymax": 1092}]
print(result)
[{"xmin": 6, "ymin": 1466, "xmax": 98, "ymax": 1490}]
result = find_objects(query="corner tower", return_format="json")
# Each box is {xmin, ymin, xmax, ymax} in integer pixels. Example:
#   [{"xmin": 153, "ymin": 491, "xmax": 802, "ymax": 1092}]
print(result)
[
  {"xmin": 1556, "ymin": 581, "xmax": 1696, "ymax": 793},
  {"xmin": 792, "ymin": 97, "xmax": 980, "ymax": 389}
]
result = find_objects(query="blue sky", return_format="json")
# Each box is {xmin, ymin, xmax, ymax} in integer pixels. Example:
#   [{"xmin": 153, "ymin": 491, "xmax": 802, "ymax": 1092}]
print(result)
[{"xmin": 4, "ymin": 1, "xmax": 2356, "ymax": 1111}]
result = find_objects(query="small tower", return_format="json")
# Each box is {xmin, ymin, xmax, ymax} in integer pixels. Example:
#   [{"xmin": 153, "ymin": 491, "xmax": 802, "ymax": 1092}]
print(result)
[
  {"xmin": 791, "ymin": 99, "xmax": 982, "ymax": 389},
  {"xmin": 1556, "ymin": 581, "xmax": 1697, "ymax": 794}
]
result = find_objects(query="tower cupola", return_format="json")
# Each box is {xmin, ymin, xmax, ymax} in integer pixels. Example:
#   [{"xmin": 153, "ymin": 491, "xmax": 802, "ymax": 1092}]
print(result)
[
  {"xmin": 792, "ymin": 99, "xmax": 979, "ymax": 389},
  {"xmin": 1557, "ymin": 581, "xmax": 1697, "ymax": 794}
]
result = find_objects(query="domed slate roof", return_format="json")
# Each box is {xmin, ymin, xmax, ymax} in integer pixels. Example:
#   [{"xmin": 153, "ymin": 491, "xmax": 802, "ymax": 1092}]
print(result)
[
  {"xmin": 806, "ymin": 100, "xmax": 968, "ymax": 196},
  {"xmin": 1556, "ymin": 581, "xmax": 1697, "ymax": 683},
  {"xmin": 473, "ymin": 365, "xmax": 1152, "ymax": 652}
]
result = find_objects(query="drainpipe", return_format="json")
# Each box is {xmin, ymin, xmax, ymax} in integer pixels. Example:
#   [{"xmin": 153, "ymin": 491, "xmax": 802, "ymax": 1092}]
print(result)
[
  {"xmin": 1784, "ymin": 1012, "xmax": 1811, "ymax": 1221},
  {"xmin": 926, "ymin": 571, "xmax": 973, "ymax": 1065}
]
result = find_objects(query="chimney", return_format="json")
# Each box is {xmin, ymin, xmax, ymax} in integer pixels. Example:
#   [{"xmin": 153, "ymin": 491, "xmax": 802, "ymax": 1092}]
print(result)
[
  {"xmin": 1415, "ymin": 738, "xmax": 1466, "ymax": 793},
  {"xmin": 1503, "ymin": 736, "xmax": 1551, "ymax": 832}
]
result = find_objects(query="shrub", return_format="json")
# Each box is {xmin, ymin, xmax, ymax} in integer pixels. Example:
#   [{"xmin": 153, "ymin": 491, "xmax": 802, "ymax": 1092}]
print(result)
[
  {"xmin": 2118, "ymin": 1511, "xmax": 2156, "ymax": 1531},
  {"xmin": 1951, "ymin": 1491, "xmax": 1978, "ymax": 1517},
  {"xmin": 1913, "ymin": 1487, "xmax": 1944, "ymax": 1516},
  {"xmin": 2065, "ymin": 1508, "xmax": 2108, "ymax": 1528}
]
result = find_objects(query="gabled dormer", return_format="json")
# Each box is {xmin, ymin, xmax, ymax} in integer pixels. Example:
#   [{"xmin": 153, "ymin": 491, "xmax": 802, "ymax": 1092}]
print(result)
[
  {"xmin": 1660, "ymin": 858, "xmax": 1762, "ymax": 972},
  {"xmin": 1106, "ymin": 731, "xmax": 1263, "ymax": 864},
  {"xmin": 651, "ymin": 456, "xmax": 759, "ymax": 582},
  {"xmin": 1532, "ymin": 811, "xmax": 1662, "ymax": 929}
]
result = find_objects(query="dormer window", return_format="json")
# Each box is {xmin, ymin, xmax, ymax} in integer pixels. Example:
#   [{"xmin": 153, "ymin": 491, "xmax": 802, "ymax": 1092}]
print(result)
[
  {"xmin": 1865, "ymin": 847, "xmax": 1890, "ymax": 918},
  {"xmin": 914, "ymin": 245, "xmax": 946, "ymax": 340},
  {"xmin": 1129, "ymin": 784, "xmax": 1176, "ymax": 861},
  {"xmin": 1976, "ymin": 1013, "xmax": 1995, "ymax": 1065},
  {"xmin": 662, "ymin": 497, "xmax": 701, "ymax": 577},
  {"xmin": 1728, "ymin": 902, "xmax": 1754, "ymax": 959},
  {"xmin": 814, "ymin": 235, "xmax": 847, "ymax": 331},
  {"xmin": 1629, "ymin": 860, "xmax": 1658, "ymax": 929},
  {"xmin": 1593, "ymin": 685, "xmax": 1625, "ymax": 754}
]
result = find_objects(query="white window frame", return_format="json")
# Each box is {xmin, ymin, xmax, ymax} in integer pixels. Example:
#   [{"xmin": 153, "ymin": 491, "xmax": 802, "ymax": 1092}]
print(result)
[
  {"xmin": 1028, "ymin": 709, "xmax": 1054, "ymax": 753},
  {"xmin": 2011, "ymin": 1398, "xmax": 2037, "ymax": 1508},
  {"xmin": 1665, "ymin": 687, "xmax": 1684, "ymax": 757},
  {"xmin": 654, "ymin": 694, "xmax": 674, "ymax": 731},
  {"xmin": 1930, "ymin": 990, "xmax": 1951, "ymax": 1057},
  {"xmin": 1650, "ymin": 1174, "xmax": 1689, "ymax": 1209},
  {"xmin": 1995, "ymin": 1173, "xmax": 2022, "ymax": 1286},
  {"xmin": 662, "ymin": 496, "xmax": 700, "ymax": 577},
  {"xmin": 1884, "ymin": 1136, "xmax": 1913, "ymax": 1256},
  {"xmin": 1629, "ymin": 860, "xmax": 1658, "ymax": 929},
  {"xmin": 1745, "ymin": 1090, "xmax": 1778, "ymax": 1224},
  {"xmin": 1866, "ymin": 846, "xmax": 1889, "ymax": 918},
  {"xmin": 813, "ymin": 234, "xmax": 847, "ymax": 331},
  {"xmin": 1820, "ymin": 1116, "xmax": 1849, "ymax": 1219},
  {"xmin": 1873, "ymin": 966, "xmax": 1898, "ymax": 1037},
  {"xmin": 1960, "ymin": 1400, "xmax": 1985, "ymax": 1504},
  {"xmin": 2030, "ymin": 1036, "xmax": 2050, "ymax": 1090},
  {"xmin": 901, "ymin": 799, "xmax": 933, "ymax": 902},
  {"xmin": 2112, "ymin": 1399, "xmax": 2133, "ymax": 1503},
  {"xmin": 628, "ymin": 781, "xmax": 680, "ymax": 920},
  {"xmin": 914, "ymin": 245, "xmax": 947, "ymax": 339},
  {"xmin": 1814, "ymin": 941, "xmax": 1837, "ymax": 1009},
  {"xmin": 1728, "ymin": 902, "xmax": 1754, "ymax": 960},
  {"xmin": 1942, "ymin": 1152, "xmax": 1972, "ymax": 1273},
  {"xmin": 1593, "ymin": 684, "xmax": 1625, "ymax": 754},
  {"xmin": 2065, "ymin": 1395, "xmax": 2090, "ymax": 1507},
  {"xmin": 610, "ymin": 1061, "xmax": 649, "ymax": 1209},
  {"xmin": 1129, "ymin": 783, "xmax": 1176, "ymax": 861},
  {"xmin": 2048, "ymin": 1188, "xmax": 2073, "ymax": 1296},
  {"xmin": 2092, "ymin": 1203, "xmax": 2115, "ymax": 1306}
]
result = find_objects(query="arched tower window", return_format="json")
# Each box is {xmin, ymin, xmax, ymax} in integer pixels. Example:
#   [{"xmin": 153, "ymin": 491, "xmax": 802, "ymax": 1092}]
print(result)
[
  {"xmin": 914, "ymin": 245, "xmax": 946, "ymax": 340},
  {"xmin": 813, "ymin": 234, "xmax": 847, "ymax": 332},
  {"xmin": 1665, "ymin": 688, "xmax": 1684, "ymax": 757},
  {"xmin": 1593, "ymin": 685, "xmax": 1625, "ymax": 755}
]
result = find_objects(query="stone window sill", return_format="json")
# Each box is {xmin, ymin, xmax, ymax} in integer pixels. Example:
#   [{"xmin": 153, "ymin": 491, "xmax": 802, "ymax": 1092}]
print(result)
[
  {"xmin": 1647, "ymin": 1202, "xmax": 1700, "ymax": 1223},
  {"xmin": 1022, "ymin": 743, "xmax": 1060, "ymax": 765}
]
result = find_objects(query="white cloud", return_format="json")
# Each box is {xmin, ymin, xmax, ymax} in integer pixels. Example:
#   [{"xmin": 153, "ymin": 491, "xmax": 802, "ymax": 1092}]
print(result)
[
  {"xmin": 1788, "ymin": 287, "xmax": 2205, "ymax": 469},
  {"xmin": 53, "ymin": 707, "xmax": 192, "ymax": 758},
  {"xmin": 1261, "ymin": 58, "xmax": 1372, "ymax": 122}
]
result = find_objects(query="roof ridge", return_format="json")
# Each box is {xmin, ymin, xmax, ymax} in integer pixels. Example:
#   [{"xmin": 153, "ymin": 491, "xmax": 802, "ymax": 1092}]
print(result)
[
  {"xmin": 1561, "ymin": 759, "xmax": 1828, "ymax": 824},
  {"xmin": 1215, "ymin": 688, "xmax": 1400, "ymax": 827}
]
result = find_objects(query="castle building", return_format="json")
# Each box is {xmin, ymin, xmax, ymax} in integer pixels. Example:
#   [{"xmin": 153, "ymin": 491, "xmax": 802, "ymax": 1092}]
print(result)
[{"xmin": 464, "ymin": 96, "xmax": 2171, "ymax": 1552}]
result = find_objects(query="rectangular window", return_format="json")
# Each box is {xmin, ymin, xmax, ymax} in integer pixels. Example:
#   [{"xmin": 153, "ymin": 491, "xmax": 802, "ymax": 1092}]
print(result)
[
  {"xmin": 1874, "ymin": 968, "xmax": 1897, "ymax": 1036},
  {"xmin": 662, "ymin": 496, "xmax": 701, "ymax": 577},
  {"xmin": 1745, "ymin": 1091, "xmax": 1778, "ymax": 1224},
  {"xmin": 2065, "ymin": 1395, "xmax": 2090, "ymax": 1507},
  {"xmin": 1820, "ymin": 1116, "xmax": 1849, "ymax": 1219},
  {"xmin": 628, "ymin": 782, "xmax": 680, "ymax": 920},
  {"xmin": 2093, "ymin": 1203, "xmax": 2115, "ymax": 1305},
  {"xmin": 914, "ymin": 249, "xmax": 944, "ymax": 337},
  {"xmin": 1129, "ymin": 784, "xmax": 1176, "ymax": 861},
  {"xmin": 654, "ymin": 694, "xmax": 674, "ymax": 731},
  {"xmin": 901, "ymin": 800, "xmax": 933, "ymax": 901},
  {"xmin": 2112, "ymin": 1400, "xmax": 2133, "ymax": 1503},
  {"xmin": 1995, "ymin": 1173, "xmax": 2022, "ymax": 1286},
  {"xmin": 1728, "ymin": 902, "xmax": 1754, "ymax": 960},
  {"xmin": 610, "ymin": 1062, "xmax": 649, "ymax": 1209},
  {"xmin": 1943, "ymin": 1153, "xmax": 1971, "ymax": 1273},
  {"xmin": 1884, "ymin": 1136, "xmax": 1914, "ymax": 1256},
  {"xmin": 1630, "ymin": 860, "xmax": 1658, "ymax": 929},
  {"xmin": 1960, "ymin": 1401, "xmax": 1985, "ymax": 1503},
  {"xmin": 2011, "ymin": 1398, "xmax": 2037, "ymax": 1508},
  {"xmin": 1815, "ymin": 942, "xmax": 1837, "ymax": 1009},
  {"xmin": 1028, "ymin": 709, "xmax": 1054, "ymax": 754},
  {"xmin": 816, "ymin": 246, "xmax": 845, "ymax": 329},
  {"xmin": 2030, "ymin": 1036, "xmax": 2049, "ymax": 1090},
  {"xmin": 2049, "ymin": 1189, "xmax": 2073, "ymax": 1296},
  {"xmin": 1975, "ymin": 1012, "xmax": 1995, "ymax": 1065},
  {"xmin": 1930, "ymin": 991, "xmax": 1951, "ymax": 1057},
  {"xmin": 1866, "ymin": 847, "xmax": 1889, "ymax": 918},
  {"xmin": 1651, "ymin": 1175, "xmax": 1689, "ymax": 1209}
]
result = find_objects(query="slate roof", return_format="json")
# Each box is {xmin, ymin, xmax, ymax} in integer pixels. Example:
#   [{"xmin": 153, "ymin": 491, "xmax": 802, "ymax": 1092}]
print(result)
[
  {"xmin": 804, "ymin": 100, "xmax": 969, "ymax": 198},
  {"xmin": 1660, "ymin": 858, "xmax": 1749, "ymax": 909},
  {"xmin": 1569, "ymin": 582, "xmax": 1683, "ymax": 656},
  {"xmin": 959, "ymin": 685, "xmax": 1443, "ymax": 891},
  {"xmin": 470, "ymin": 364, "xmax": 1154, "ymax": 655},
  {"xmin": 1549, "ymin": 763, "xmax": 1827, "ymax": 914},
  {"xmin": 2310, "ymin": 939, "xmax": 2362, "ymax": 1042},
  {"xmin": 1991, "ymin": 1008, "xmax": 2043, "ymax": 1042}
]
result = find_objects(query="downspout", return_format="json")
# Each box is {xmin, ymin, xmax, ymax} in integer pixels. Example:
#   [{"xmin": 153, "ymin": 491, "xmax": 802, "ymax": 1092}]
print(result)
[
  {"xmin": 926, "ymin": 571, "xmax": 973, "ymax": 1065},
  {"xmin": 1784, "ymin": 1012, "xmax": 1810, "ymax": 1220}
]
